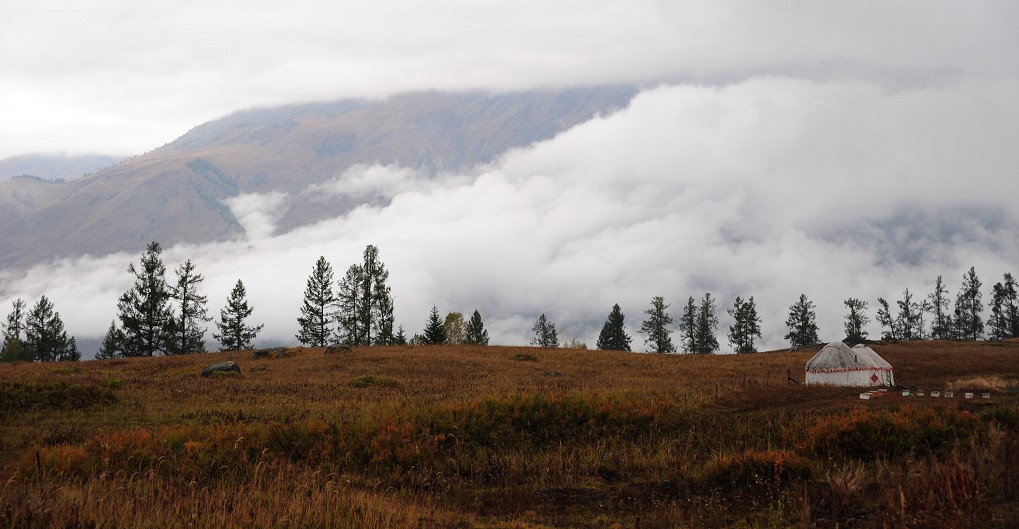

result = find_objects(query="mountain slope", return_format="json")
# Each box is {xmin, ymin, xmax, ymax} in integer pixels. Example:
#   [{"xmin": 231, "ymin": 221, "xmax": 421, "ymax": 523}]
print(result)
[{"xmin": 0, "ymin": 87, "xmax": 636, "ymax": 268}]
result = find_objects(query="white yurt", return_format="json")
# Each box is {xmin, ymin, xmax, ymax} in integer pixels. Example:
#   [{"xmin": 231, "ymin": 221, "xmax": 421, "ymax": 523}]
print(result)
[{"xmin": 804, "ymin": 342, "xmax": 895, "ymax": 386}]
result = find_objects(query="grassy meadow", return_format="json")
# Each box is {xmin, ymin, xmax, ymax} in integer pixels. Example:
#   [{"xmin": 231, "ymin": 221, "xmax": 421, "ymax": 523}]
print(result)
[{"xmin": 1, "ymin": 340, "xmax": 1017, "ymax": 528}]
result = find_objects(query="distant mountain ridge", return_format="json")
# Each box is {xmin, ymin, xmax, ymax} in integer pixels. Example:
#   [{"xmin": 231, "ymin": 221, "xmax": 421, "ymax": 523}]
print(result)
[
  {"xmin": 0, "ymin": 153, "xmax": 124, "ymax": 182},
  {"xmin": 0, "ymin": 87, "xmax": 637, "ymax": 268}
]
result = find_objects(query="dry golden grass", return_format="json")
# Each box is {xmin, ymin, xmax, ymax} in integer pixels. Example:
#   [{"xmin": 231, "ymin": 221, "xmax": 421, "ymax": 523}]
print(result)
[{"xmin": 0, "ymin": 341, "xmax": 1016, "ymax": 528}]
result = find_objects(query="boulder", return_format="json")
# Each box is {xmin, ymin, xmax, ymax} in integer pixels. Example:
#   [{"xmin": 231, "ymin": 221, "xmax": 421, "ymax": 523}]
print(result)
[
  {"xmin": 250, "ymin": 365, "xmax": 267, "ymax": 372},
  {"xmin": 201, "ymin": 361, "xmax": 241, "ymax": 377}
]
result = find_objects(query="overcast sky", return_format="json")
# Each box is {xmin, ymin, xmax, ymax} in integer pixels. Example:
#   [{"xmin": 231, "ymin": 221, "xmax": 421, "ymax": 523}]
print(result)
[
  {"xmin": 1, "ymin": 2, "xmax": 1018, "ymax": 353},
  {"xmin": 2, "ymin": 1, "xmax": 1017, "ymax": 159}
]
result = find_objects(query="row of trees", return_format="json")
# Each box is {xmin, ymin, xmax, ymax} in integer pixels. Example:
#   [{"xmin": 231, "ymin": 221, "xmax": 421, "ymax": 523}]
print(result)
[
  {"xmin": 597, "ymin": 267, "xmax": 1018, "ymax": 354},
  {"xmin": 3, "ymin": 245, "xmax": 1016, "ymax": 360},
  {"xmin": 0, "ymin": 296, "xmax": 80, "ymax": 362},
  {"xmin": 94, "ymin": 242, "xmax": 265, "ymax": 358}
]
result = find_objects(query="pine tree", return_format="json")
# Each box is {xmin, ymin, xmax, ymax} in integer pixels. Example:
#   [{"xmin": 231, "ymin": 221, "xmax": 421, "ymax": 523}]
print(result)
[
  {"xmin": 422, "ymin": 306, "xmax": 447, "ymax": 344},
  {"xmin": 530, "ymin": 314, "xmax": 559, "ymax": 348},
  {"xmin": 954, "ymin": 267, "xmax": 983, "ymax": 340},
  {"xmin": 96, "ymin": 320, "xmax": 124, "ymax": 360},
  {"xmin": 166, "ymin": 259, "xmax": 210, "ymax": 355},
  {"xmin": 927, "ymin": 275, "xmax": 952, "ymax": 340},
  {"xmin": 443, "ymin": 312, "xmax": 466, "ymax": 344},
  {"xmin": 117, "ymin": 242, "xmax": 172, "ymax": 357},
  {"xmin": 596, "ymin": 304, "xmax": 631, "ymax": 351},
  {"xmin": 1, "ymin": 299, "xmax": 31, "ymax": 362},
  {"xmin": 843, "ymin": 298, "xmax": 869, "ymax": 342},
  {"xmin": 24, "ymin": 296, "xmax": 74, "ymax": 362},
  {"xmin": 694, "ymin": 293, "xmax": 719, "ymax": 354},
  {"xmin": 464, "ymin": 310, "xmax": 490, "ymax": 346},
  {"xmin": 784, "ymin": 294, "xmax": 819, "ymax": 348},
  {"xmin": 640, "ymin": 296, "xmax": 675, "ymax": 354},
  {"xmin": 727, "ymin": 296, "xmax": 762, "ymax": 354},
  {"xmin": 678, "ymin": 297, "xmax": 697, "ymax": 353},
  {"xmin": 296, "ymin": 256, "xmax": 336, "ymax": 347},
  {"xmin": 214, "ymin": 280, "xmax": 264, "ymax": 351},
  {"xmin": 875, "ymin": 297, "xmax": 897, "ymax": 340}
]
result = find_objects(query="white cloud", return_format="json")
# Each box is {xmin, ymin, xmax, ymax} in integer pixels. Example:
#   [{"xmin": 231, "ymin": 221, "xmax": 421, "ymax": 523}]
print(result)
[
  {"xmin": 2, "ymin": 1, "xmax": 1017, "ymax": 158},
  {"xmin": 2, "ymin": 77, "xmax": 1016, "ymax": 354}
]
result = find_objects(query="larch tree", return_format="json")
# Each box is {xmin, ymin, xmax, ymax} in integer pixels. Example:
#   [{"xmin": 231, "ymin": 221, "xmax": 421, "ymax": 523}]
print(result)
[
  {"xmin": 694, "ymin": 293, "xmax": 719, "ymax": 354},
  {"xmin": 784, "ymin": 294, "xmax": 820, "ymax": 348},
  {"xmin": 422, "ymin": 306, "xmax": 448, "ymax": 344},
  {"xmin": 214, "ymin": 279, "xmax": 264, "ymax": 351},
  {"xmin": 530, "ymin": 314, "xmax": 559, "ymax": 348},
  {"xmin": 875, "ymin": 297, "xmax": 897, "ymax": 340},
  {"xmin": 336, "ymin": 245, "xmax": 395, "ymax": 346},
  {"xmin": 117, "ymin": 242, "xmax": 172, "ymax": 357},
  {"xmin": 678, "ymin": 296, "xmax": 697, "ymax": 353},
  {"xmin": 954, "ymin": 267, "xmax": 984, "ymax": 340},
  {"xmin": 296, "ymin": 256, "xmax": 336, "ymax": 347},
  {"xmin": 927, "ymin": 275, "xmax": 952, "ymax": 340},
  {"xmin": 24, "ymin": 296, "xmax": 76, "ymax": 362},
  {"xmin": 596, "ymin": 303, "xmax": 631, "ymax": 352},
  {"xmin": 727, "ymin": 296, "xmax": 762, "ymax": 354},
  {"xmin": 95, "ymin": 320, "xmax": 124, "ymax": 360},
  {"xmin": 166, "ymin": 259, "xmax": 210, "ymax": 355},
  {"xmin": 640, "ymin": 296, "xmax": 675, "ymax": 354},
  {"xmin": 895, "ymin": 288, "xmax": 921, "ymax": 340},
  {"xmin": 464, "ymin": 310, "xmax": 490, "ymax": 346},
  {"xmin": 1, "ymin": 299, "xmax": 30, "ymax": 362},
  {"xmin": 843, "ymin": 298, "xmax": 870, "ymax": 343}
]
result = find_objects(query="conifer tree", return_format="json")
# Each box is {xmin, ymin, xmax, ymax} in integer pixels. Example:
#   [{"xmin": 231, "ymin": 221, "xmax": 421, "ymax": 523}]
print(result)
[
  {"xmin": 336, "ymin": 264, "xmax": 366, "ymax": 345},
  {"xmin": 896, "ymin": 288, "xmax": 921, "ymax": 340},
  {"xmin": 166, "ymin": 259, "xmax": 210, "ymax": 355},
  {"xmin": 530, "ymin": 314, "xmax": 559, "ymax": 348},
  {"xmin": 443, "ymin": 312, "xmax": 466, "ymax": 344},
  {"xmin": 117, "ymin": 242, "xmax": 172, "ymax": 357},
  {"xmin": 678, "ymin": 296, "xmax": 697, "ymax": 353},
  {"xmin": 784, "ymin": 294, "xmax": 820, "ymax": 348},
  {"xmin": 61, "ymin": 337, "xmax": 81, "ymax": 362},
  {"xmin": 927, "ymin": 275, "xmax": 952, "ymax": 340},
  {"xmin": 1, "ymin": 299, "xmax": 30, "ymax": 362},
  {"xmin": 24, "ymin": 296, "xmax": 75, "ymax": 362},
  {"xmin": 953, "ymin": 267, "xmax": 983, "ymax": 340},
  {"xmin": 394, "ymin": 325, "xmax": 408, "ymax": 345},
  {"xmin": 694, "ymin": 293, "xmax": 719, "ymax": 354},
  {"xmin": 727, "ymin": 296, "xmax": 762, "ymax": 354},
  {"xmin": 214, "ymin": 280, "xmax": 264, "ymax": 351},
  {"xmin": 96, "ymin": 320, "xmax": 124, "ymax": 360},
  {"xmin": 640, "ymin": 296, "xmax": 675, "ymax": 354},
  {"xmin": 464, "ymin": 310, "xmax": 489, "ymax": 345},
  {"xmin": 335, "ymin": 245, "xmax": 395, "ymax": 345},
  {"xmin": 296, "ymin": 256, "xmax": 336, "ymax": 347},
  {"xmin": 843, "ymin": 298, "xmax": 869, "ymax": 342},
  {"xmin": 596, "ymin": 304, "xmax": 631, "ymax": 351},
  {"xmin": 989, "ymin": 273, "xmax": 1018, "ymax": 340},
  {"xmin": 1005, "ymin": 273, "xmax": 1019, "ymax": 338},
  {"xmin": 422, "ymin": 306, "xmax": 447, "ymax": 344},
  {"xmin": 875, "ymin": 297, "xmax": 897, "ymax": 340}
]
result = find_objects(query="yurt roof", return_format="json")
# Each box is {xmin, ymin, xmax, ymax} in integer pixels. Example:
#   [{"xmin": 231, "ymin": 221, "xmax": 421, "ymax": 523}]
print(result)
[
  {"xmin": 805, "ymin": 342, "xmax": 883, "ymax": 373},
  {"xmin": 852, "ymin": 344, "xmax": 892, "ymax": 370}
]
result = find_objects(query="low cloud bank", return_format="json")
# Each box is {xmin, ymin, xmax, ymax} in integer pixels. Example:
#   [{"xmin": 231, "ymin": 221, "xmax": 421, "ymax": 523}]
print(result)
[{"xmin": 2, "ymin": 78, "xmax": 1017, "ymax": 355}]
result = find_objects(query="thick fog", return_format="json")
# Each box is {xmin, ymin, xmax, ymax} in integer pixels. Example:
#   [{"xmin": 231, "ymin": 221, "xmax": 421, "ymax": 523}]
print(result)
[{"xmin": 2, "ymin": 77, "xmax": 1017, "ymax": 354}]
